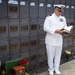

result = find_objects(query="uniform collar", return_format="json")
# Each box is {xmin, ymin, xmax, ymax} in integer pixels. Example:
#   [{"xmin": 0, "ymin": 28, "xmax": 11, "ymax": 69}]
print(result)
[{"xmin": 52, "ymin": 13, "xmax": 61, "ymax": 18}]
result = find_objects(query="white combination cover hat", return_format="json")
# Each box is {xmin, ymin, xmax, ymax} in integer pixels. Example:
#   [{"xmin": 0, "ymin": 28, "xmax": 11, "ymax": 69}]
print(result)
[
  {"xmin": 54, "ymin": 4, "xmax": 65, "ymax": 12},
  {"xmin": 54, "ymin": 4, "xmax": 65, "ymax": 8}
]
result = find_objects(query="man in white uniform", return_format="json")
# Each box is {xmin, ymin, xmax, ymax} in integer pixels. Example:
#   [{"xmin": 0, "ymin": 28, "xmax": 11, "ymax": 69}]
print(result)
[{"xmin": 43, "ymin": 4, "xmax": 67, "ymax": 75}]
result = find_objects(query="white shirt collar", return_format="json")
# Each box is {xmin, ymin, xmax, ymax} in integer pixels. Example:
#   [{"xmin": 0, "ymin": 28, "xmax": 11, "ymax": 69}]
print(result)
[{"xmin": 52, "ymin": 13, "xmax": 61, "ymax": 18}]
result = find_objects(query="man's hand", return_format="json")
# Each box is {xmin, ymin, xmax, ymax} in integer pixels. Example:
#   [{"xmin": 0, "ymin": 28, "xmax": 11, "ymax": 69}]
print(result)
[
  {"xmin": 55, "ymin": 29, "xmax": 62, "ymax": 35},
  {"xmin": 63, "ymin": 34, "xmax": 69, "ymax": 36}
]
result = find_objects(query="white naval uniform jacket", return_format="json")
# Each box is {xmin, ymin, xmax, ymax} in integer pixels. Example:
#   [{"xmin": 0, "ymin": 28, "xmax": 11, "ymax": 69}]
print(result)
[{"xmin": 43, "ymin": 13, "xmax": 67, "ymax": 46}]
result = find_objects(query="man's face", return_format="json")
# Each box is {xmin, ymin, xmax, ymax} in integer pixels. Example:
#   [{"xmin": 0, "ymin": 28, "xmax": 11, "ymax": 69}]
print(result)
[{"xmin": 54, "ymin": 8, "xmax": 62, "ymax": 16}]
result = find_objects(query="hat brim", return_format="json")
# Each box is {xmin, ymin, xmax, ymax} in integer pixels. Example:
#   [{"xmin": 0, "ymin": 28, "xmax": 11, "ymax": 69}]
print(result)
[
  {"xmin": 57, "ymin": 9, "xmax": 63, "ymax": 12},
  {"xmin": 56, "ymin": 7, "xmax": 63, "ymax": 12}
]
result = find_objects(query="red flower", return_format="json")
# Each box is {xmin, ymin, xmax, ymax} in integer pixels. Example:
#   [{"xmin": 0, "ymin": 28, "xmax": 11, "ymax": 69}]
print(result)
[{"xmin": 18, "ymin": 59, "xmax": 28, "ymax": 65}]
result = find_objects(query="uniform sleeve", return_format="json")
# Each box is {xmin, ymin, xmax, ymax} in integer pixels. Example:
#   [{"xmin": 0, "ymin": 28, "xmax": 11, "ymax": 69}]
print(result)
[{"xmin": 43, "ymin": 17, "xmax": 55, "ymax": 34}]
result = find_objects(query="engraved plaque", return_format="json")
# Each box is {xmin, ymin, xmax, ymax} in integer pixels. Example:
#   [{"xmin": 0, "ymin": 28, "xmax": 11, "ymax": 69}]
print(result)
[
  {"xmin": 10, "ymin": 26, "xmax": 18, "ymax": 32},
  {"xmin": 0, "ymin": 26, "xmax": 6, "ymax": 33},
  {"xmin": 31, "ymin": 40, "xmax": 37, "ymax": 46},
  {"xmin": 21, "ymin": 25, "xmax": 28, "ymax": 31},
  {"xmin": 39, "ymin": 39, "xmax": 44, "ymax": 45},
  {"xmin": 0, "ymin": 45, "xmax": 7, "ymax": 51},
  {"xmin": 9, "ymin": 5, "xmax": 17, "ymax": 13},
  {"xmin": 22, "ymin": 42, "xmax": 28, "ymax": 48},
  {"xmin": 38, "ymin": 53, "xmax": 44, "ymax": 58},
  {"xmin": 10, "ymin": 43, "xmax": 19, "ymax": 50},
  {"xmin": 31, "ymin": 24, "xmax": 37, "ymax": 30},
  {"xmin": 30, "ymin": 55, "xmax": 36, "ymax": 60}
]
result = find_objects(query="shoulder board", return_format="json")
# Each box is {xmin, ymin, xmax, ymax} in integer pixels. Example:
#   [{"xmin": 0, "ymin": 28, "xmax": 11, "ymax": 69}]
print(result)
[{"xmin": 47, "ymin": 15, "xmax": 50, "ymax": 17}]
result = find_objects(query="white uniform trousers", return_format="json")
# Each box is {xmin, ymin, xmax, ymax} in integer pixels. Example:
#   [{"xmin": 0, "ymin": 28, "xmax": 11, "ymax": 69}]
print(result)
[{"xmin": 46, "ymin": 45, "xmax": 62, "ymax": 71}]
